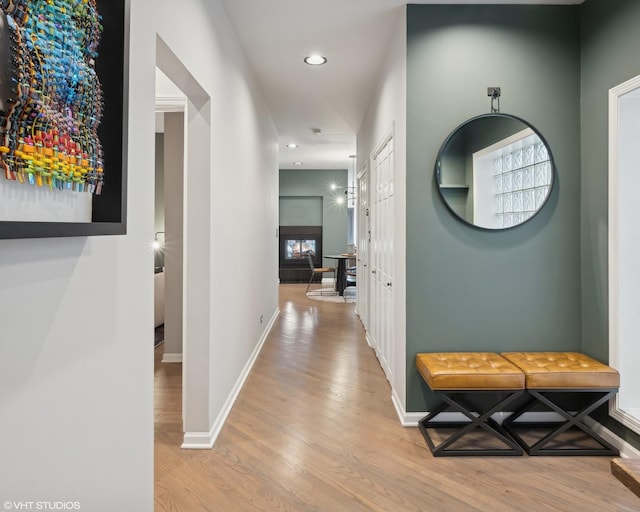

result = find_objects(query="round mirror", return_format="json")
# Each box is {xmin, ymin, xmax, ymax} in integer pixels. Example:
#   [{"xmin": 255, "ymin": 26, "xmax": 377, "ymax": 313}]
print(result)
[{"xmin": 435, "ymin": 113, "xmax": 554, "ymax": 230}]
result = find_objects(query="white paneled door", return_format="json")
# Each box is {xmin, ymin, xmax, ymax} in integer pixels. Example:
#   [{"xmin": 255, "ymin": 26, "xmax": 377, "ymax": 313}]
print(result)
[
  {"xmin": 369, "ymin": 133, "xmax": 394, "ymax": 384},
  {"xmin": 357, "ymin": 164, "xmax": 370, "ymax": 331}
]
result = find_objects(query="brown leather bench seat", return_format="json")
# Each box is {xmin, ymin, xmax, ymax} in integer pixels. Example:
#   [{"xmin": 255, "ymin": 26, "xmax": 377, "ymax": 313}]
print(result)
[
  {"xmin": 500, "ymin": 352, "xmax": 620, "ymax": 389},
  {"xmin": 415, "ymin": 351, "xmax": 620, "ymax": 457},
  {"xmin": 500, "ymin": 351, "xmax": 619, "ymax": 456},
  {"xmin": 415, "ymin": 352, "xmax": 525, "ymax": 456},
  {"xmin": 416, "ymin": 352, "xmax": 524, "ymax": 390}
]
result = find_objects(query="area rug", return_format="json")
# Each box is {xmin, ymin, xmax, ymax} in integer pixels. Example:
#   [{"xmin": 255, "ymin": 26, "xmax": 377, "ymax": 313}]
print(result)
[{"xmin": 306, "ymin": 288, "xmax": 356, "ymax": 303}]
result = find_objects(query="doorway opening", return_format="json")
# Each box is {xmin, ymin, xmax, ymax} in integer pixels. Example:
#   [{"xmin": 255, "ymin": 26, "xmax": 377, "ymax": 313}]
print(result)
[{"xmin": 155, "ymin": 35, "xmax": 214, "ymax": 448}]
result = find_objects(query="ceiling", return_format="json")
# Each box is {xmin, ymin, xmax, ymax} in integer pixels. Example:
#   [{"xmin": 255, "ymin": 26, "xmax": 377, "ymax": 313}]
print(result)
[{"xmin": 218, "ymin": 0, "xmax": 584, "ymax": 171}]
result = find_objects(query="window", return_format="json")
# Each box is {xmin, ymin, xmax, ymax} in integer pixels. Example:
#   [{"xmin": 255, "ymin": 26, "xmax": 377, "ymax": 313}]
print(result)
[{"xmin": 473, "ymin": 128, "xmax": 551, "ymax": 228}]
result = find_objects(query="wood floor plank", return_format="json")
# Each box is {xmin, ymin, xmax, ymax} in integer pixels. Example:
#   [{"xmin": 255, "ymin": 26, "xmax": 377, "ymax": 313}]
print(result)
[
  {"xmin": 154, "ymin": 284, "xmax": 640, "ymax": 511},
  {"xmin": 612, "ymin": 458, "xmax": 640, "ymax": 499}
]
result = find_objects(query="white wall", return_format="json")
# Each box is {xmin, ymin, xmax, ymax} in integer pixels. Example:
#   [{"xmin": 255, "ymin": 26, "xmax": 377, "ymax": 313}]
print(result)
[
  {"xmin": 0, "ymin": 0, "xmax": 279, "ymax": 509},
  {"xmin": 357, "ymin": 7, "xmax": 407, "ymax": 416}
]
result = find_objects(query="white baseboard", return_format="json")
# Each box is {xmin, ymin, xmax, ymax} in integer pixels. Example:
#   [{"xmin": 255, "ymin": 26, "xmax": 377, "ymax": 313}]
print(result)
[
  {"xmin": 584, "ymin": 416, "xmax": 640, "ymax": 458},
  {"xmin": 181, "ymin": 428, "xmax": 216, "ymax": 449},
  {"xmin": 396, "ymin": 405, "xmax": 640, "ymax": 457},
  {"xmin": 402, "ymin": 411, "xmax": 428, "ymax": 427},
  {"xmin": 402, "ymin": 411, "xmax": 566, "ymax": 425},
  {"xmin": 399, "ymin": 407, "xmax": 589, "ymax": 426},
  {"xmin": 181, "ymin": 307, "xmax": 280, "ymax": 450},
  {"xmin": 162, "ymin": 353, "xmax": 182, "ymax": 363},
  {"xmin": 392, "ymin": 389, "xmax": 418, "ymax": 426}
]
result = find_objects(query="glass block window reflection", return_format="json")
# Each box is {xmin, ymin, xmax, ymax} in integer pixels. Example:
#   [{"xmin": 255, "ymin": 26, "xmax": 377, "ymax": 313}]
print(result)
[{"xmin": 493, "ymin": 133, "xmax": 551, "ymax": 228}]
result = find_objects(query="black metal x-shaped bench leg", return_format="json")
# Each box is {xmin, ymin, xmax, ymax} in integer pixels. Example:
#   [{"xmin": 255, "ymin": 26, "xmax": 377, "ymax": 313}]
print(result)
[
  {"xmin": 418, "ymin": 390, "xmax": 524, "ymax": 456},
  {"xmin": 502, "ymin": 388, "xmax": 619, "ymax": 456}
]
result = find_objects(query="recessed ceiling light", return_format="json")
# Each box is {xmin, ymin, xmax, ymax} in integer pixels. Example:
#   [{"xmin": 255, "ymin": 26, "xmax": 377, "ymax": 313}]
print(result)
[
  {"xmin": 286, "ymin": 143, "xmax": 299, "ymax": 148},
  {"xmin": 304, "ymin": 55, "xmax": 327, "ymax": 66},
  {"xmin": 294, "ymin": 161, "xmax": 303, "ymax": 166}
]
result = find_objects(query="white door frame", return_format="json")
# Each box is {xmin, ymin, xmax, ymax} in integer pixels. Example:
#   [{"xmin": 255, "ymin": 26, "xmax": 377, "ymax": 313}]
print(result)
[
  {"xmin": 369, "ymin": 126, "xmax": 395, "ymax": 385},
  {"xmin": 155, "ymin": 96, "xmax": 187, "ymax": 364},
  {"xmin": 608, "ymin": 73, "xmax": 640, "ymax": 435},
  {"xmin": 357, "ymin": 162, "xmax": 370, "ymax": 331},
  {"xmin": 155, "ymin": 96, "xmax": 188, "ymax": 432}
]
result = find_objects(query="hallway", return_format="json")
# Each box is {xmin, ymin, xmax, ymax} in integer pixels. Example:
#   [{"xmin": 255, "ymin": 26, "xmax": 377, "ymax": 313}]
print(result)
[{"xmin": 154, "ymin": 285, "xmax": 638, "ymax": 511}]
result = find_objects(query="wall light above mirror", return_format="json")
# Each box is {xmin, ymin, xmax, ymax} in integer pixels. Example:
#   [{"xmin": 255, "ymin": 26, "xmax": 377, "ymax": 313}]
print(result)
[{"xmin": 435, "ymin": 113, "xmax": 555, "ymax": 230}]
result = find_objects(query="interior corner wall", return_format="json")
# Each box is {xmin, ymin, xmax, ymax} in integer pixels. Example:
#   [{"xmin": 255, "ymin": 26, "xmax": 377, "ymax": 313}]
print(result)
[
  {"xmin": 0, "ymin": 0, "xmax": 279, "ymax": 508},
  {"xmin": 279, "ymin": 169, "xmax": 348, "ymax": 268},
  {"xmin": 356, "ymin": 6, "xmax": 407, "ymax": 408},
  {"xmin": 580, "ymin": 0, "xmax": 640, "ymax": 449},
  {"xmin": 406, "ymin": 5, "xmax": 581, "ymax": 411}
]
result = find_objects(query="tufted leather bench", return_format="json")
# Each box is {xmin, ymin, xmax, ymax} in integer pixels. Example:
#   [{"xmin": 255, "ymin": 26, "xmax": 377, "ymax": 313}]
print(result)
[
  {"xmin": 416, "ymin": 352, "xmax": 524, "ymax": 390},
  {"xmin": 415, "ymin": 352, "xmax": 525, "ymax": 456},
  {"xmin": 500, "ymin": 352, "xmax": 619, "ymax": 456}
]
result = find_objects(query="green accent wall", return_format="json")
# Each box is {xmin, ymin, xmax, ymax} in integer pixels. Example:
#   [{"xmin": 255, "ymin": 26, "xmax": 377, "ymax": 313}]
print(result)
[
  {"xmin": 406, "ymin": 5, "xmax": 581, "ymax": 410},
  {"xmin": 580, "ymin": 0, "xmax": 640, "ymax": 449},
  {"xmin": 279, "ymin": 169, "xmax": 348, "ymax": 267},
  {"xmin": 279, "ymin": 197, "xmax": 323, "ymax": 226}
]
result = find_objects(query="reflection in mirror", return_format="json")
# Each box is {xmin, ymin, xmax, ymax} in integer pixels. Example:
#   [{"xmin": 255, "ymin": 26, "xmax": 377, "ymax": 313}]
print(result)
[{"xmin": 435, "ymin": 114, "xmax": 554, "ymax": 230}]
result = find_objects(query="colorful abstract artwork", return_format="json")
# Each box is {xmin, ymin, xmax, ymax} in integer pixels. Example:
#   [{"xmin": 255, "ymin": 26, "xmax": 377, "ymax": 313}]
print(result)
[{"xmin": 0, "ymin": 0, "xmax": 105, "ymax": 195}]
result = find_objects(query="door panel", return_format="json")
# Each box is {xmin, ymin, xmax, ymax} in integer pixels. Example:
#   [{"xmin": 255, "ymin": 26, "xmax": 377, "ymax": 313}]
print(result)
[
  {"xmin": 357, "ymin": 165, "xmax": 370, "ymax": 332},
  {"xmin": 369, "ymin": 135, "xmax": 394, "ymax": 384}
]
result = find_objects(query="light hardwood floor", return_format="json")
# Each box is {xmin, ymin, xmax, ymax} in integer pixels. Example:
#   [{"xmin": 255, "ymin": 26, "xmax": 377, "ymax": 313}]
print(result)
[{"xmin": 154, "ymin": 284, "xmax": 640, "ymax": 511}]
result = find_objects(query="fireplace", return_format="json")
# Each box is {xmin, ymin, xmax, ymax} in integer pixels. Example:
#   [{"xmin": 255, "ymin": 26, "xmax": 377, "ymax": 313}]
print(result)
[{"xmin": 279, "ymin": 226, "xmax": 323, "ymax": 283}]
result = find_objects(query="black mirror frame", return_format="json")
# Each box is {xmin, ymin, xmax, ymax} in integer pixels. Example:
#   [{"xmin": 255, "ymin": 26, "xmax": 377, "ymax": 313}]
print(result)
[{"xmin": 435, "ymin": 113, "xmax": 555, "ymax": 231}]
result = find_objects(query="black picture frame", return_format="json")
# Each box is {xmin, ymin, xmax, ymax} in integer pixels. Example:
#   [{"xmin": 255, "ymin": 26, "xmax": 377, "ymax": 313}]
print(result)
[{"xmin": 0, "ymin": 0, "xmax": 128, "ymax": 239}]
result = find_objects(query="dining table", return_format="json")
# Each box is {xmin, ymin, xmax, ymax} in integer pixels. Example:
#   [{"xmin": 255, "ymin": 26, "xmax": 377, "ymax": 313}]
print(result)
[{"xmin": 324, "ymin": 254, "xmax": 356, "ymax": 296}]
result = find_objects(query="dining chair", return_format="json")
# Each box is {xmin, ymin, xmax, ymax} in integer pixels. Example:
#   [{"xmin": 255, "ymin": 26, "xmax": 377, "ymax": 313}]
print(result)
[
  {"xmin": 306, "ymin": 252, "xmax": 336, "ymax": 295},
  {"xmin": 344, "ymin": 265, "xmax": 356, "ymax": 300}
]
